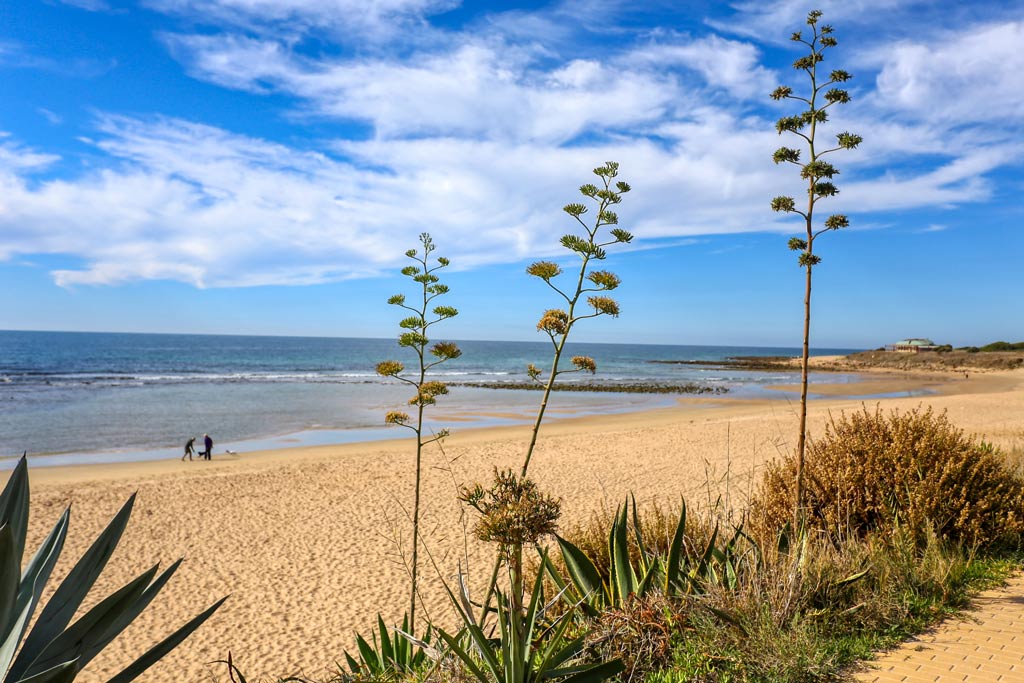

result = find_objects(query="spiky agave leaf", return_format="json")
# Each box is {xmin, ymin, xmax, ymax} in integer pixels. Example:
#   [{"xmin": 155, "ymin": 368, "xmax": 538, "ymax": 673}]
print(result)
[
  {"xmin": 1, "ymin": 458, "xmax": 226, "ymax": 683},
  {"xmin": 8, "ymin": 493, "xmax": 137, "ymax": 681}
]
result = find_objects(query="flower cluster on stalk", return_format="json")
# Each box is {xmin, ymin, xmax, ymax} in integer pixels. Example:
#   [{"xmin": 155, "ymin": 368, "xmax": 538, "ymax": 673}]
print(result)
[
  {"xmin": 377, "ymin": 232, "xmax": 462, "ymax": 431},
  {"xmin": 769, "ymin": 9, "xmax": 862, "ymax": 271},
  {"xmin": 524, "ymin": 162, "xmax": 633, "ymax": 390},
  {"xmin": 460, "ymin": 469, "xmax": 561, "ymax": 552}
]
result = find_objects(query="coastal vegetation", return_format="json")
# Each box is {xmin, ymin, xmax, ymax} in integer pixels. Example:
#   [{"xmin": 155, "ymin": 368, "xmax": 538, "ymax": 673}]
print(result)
[
  {"xmin": 769, "ymin": 9, "xmax": 862, "ymax": 522},
  {"xmin": 842, "ymin": 349, "xmax": 1024, "ymax": 372},
  {"xmin": 751, "ymin": 407, "xmax": 1024, "ymax": 548},
  {"xmin": 517, "ymin": 160, "xmax": 633, "ymax": 477},
  {"xmin": 966, "ymin": 341, "xmax": 1024, "ymax": 352},
  {"xmin": 375, "ymin": 233, "xmax": 462, "ymax": 629},
  {"xmin": 654, "ymin": 348, "xmax": 1024, "ymax": 373}
]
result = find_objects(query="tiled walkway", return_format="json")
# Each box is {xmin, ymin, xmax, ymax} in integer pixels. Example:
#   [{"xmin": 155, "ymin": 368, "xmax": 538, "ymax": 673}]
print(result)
[{"xmin": 856, "ymin": 572, "xmax": 1024, "ymax": 682}]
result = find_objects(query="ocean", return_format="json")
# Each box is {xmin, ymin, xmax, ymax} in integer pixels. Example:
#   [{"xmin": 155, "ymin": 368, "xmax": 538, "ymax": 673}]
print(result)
[{"xmin": 0, "ymin": 331, "xmax": 862, "ymax": 467}]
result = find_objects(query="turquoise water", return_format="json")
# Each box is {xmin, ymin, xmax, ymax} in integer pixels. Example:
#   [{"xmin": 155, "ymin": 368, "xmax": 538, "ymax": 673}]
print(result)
[{"xmin": 0, "ymin": 331, "xmax": 862, "ymax": 466}]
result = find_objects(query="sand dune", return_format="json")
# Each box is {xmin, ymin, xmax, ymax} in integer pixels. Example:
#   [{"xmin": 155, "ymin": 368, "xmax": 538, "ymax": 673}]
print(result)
[{"xmin": 22, "ymin": 369, "xmax": 1024, "ymax": 682}]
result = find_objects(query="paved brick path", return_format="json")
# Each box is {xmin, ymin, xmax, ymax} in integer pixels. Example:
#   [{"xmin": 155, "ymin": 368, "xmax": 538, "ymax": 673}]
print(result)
[{"xmin": 856, "ymin": 572, "xmax": 1024, "ymax": 682}]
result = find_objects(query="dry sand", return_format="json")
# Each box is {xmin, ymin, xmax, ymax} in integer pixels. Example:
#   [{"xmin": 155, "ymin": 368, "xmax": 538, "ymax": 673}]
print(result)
[{"xmin": 20, "ymin": 367, "xmax": 1024, "ymax": 682}]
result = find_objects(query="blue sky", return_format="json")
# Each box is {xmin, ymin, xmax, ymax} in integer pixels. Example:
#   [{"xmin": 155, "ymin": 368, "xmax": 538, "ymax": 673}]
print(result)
[{"xmin": 1, "ymin": 0, "xmax": 1022, "ymax": 348}]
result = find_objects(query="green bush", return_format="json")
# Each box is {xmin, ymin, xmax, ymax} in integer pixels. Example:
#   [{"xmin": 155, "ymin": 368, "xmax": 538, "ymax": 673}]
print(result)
[
  {"xmin": 979, "ymin": 341, "xmax": 1024, "ymax": 352},
  {"xmin": 750, "ymin": 407, "xmax": 1024, "ymax": 548}
]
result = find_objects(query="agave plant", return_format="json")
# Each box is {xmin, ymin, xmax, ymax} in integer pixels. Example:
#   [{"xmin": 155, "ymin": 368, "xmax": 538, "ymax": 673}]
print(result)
[
  {"xmin": 343, "ymin": 613, "xmax": 435, "ymax": 680},
  {"xmin": 0, "ymin": 456, "xmax": 226, "ymax": 683},
  {"xmin": 437, "ymin": 551, "xmax": 623, "ymax": 683},
  {"xmin": 550, "ymin": 497, "xmax": 759, "ymax": 616}
]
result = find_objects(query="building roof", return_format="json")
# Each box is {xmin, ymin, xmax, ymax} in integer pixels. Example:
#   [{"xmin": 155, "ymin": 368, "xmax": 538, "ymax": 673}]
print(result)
[{"xmin": 895, "ymin": 338, "xmax": 937, "ymax": 346}]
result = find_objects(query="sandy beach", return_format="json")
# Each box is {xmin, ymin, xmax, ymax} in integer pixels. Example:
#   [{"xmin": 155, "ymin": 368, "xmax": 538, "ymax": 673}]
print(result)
[{"xmin": 21, "ymin": 367, "xmax": 1024, "ymax": 683}]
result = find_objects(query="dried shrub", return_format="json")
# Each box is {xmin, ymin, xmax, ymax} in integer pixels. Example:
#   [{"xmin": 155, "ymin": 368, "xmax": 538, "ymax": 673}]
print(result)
[
  {"xmin": 460, "ymin": 468, "xmax": 561, "ymax": 549},
  {"xmin": 750, "ymin": 407, "xmax": 1024, "ymax": 548},
  {"xmin": 585, "ymin": 593, "xmax": 688, "ymax": 682}
]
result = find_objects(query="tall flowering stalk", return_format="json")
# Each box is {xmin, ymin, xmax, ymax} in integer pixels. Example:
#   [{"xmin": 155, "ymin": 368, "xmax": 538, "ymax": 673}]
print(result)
[
  {"xmin": 520, "ymin": 161, "xmax": 632, "ymax": 477},
  {"xmin": 770, "ymin": 10, "xmax": 862, "ymax": 523},
  {"xmin": 444, "ymin": 468, "xmax": 622, "ymax": 683},
  {"xmin": 376, "ymin": 232, "xmax": 461, "ymax": 627},
  {"xmin": 470, "ymin": 162, "xmax": 632, "ymax": 634}
]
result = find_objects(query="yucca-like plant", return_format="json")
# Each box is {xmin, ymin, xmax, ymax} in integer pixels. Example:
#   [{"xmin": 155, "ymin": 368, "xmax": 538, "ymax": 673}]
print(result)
[
  {"xmin": 472, "ymin": 162, "xmax": 633, "ymax": 648},
  {"xmin": 446, "ymin": 470, "xmax": 619, "ymax": 683},
  {"xmin": 551, "ymin": 498, "xmax": 756, "ymax": 618},
  {"xmin": 376, "ymin": 231, "xmax": 461, "ymax": 628},
  {"xmin": 343, "ymin": 613, "xmax": 434, "ymax": 681},
  {"xmin": 520, "ymin": 161, "xmax": 632, "ymax": 477},
  {"xmin": 437, "ymin": 548, "xmax": 623, "ymax": 683},
  {"xmin": 769, "ymin": 9, "xmax": 862, "ymax": 522},
  {"xmin": 0, "ymin": 456, "xmax": 226, "ymax": 683}
]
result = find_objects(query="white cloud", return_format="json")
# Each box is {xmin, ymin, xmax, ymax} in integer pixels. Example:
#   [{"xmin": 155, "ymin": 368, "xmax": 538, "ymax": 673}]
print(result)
[
  {"xmin": 629, "ymin": 34, "xmax": 776, "ymax": 98},
  {"xmin": 167, "ymin": 33, "xmax": 679, "ymax": 143},
  {"xmin": 0, "ymin": 100, "xmax": 1003, "ymax": 289},
  {"xmin": 841, "ymin": 148, "xmax": 1013, "ymax": 211},
  {"xmin": 0, "ymin": 135, "xmax": 60, "ymax": 172},
  {"xmin": 38, "ymin": 108, "xmax": 63, "ymax": 125},
  {"xmin": 3, "ymin": 3, "xmax": 1019, "ymax": 289},
  {"xmin": 711, "ymin": 0, "xmax": 927, "ymax": 42},
  {"xmin": 871, "ymin": 22, "xmax": 1024, "ymax": 124}
]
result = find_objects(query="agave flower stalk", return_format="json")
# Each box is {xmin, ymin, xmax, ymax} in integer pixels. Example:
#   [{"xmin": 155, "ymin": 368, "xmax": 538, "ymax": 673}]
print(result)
[
  {"xmin": 474, "ymin": 162, "xmax": 632, "ymax": 635},
  {"xmin": 377, "ymin": 232, "xmax": 461, "ymax": 628},
  {"xmin": 456, "ymin": 469, "xmax": 577, "ymax": 682},
  {"xmin": 769, "ymin": 10, "xmax": 862, "ymax": 523},
  {"xmin": 520, "ymin": 161, "xmax": 632, "ymax": 477}
]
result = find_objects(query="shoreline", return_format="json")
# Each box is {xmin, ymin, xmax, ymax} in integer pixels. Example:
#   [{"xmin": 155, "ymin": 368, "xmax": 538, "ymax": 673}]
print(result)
[
  {"xmin": 9, "ymin": 362, "xmax": 954, "ymax": 471},
  {"xmin": 26, "ymin": 366, "xmax": 1016, "ymax": 488},
  {"xmin": 19, "ymin": 367, "xmax": 1024, "ymax": 683}
]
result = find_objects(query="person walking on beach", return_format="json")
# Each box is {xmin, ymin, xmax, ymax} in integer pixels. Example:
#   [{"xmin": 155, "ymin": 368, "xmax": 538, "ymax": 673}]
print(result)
[
  {"xmin": 202, "ymin": 433, "xmax": 213, "ymax": 460},
  {"xmin": 182, "ymin": 436, "xmax": 196, "ymax": 461}
]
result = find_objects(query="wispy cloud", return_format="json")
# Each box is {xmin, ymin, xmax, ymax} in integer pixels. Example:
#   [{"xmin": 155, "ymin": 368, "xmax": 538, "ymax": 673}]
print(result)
[
  {"xmin": 146, "ymin": 0, "xmax": 460, "ymax": 42},
  {"xmin": 709, "ymin": 0, "xmax": 923, "ymax": 42},
  {"xmin": 0, "ymin": 39, "xmax": 117, "ymax": 77},
  {"xmin": 37, "ymin": 108, "xmax": 63, "ymax": 125},
  {"xmin": 628, "ymin": 34, "xmax": 776, "ymax": 99},
  {"xmin": 869, "ymin": 21, "xmax": 1024, "ymax": 124},
  {"xmin": 58, "ymin": 0, "xmax": 112, "ymax": 10},
  {"xmin": 0, "ymin": 134, "xmax": 60, "ymax": 172},
  {"xmin": 165, "ymin": 33, "xmax": 683, "ymax": 143},
  {"xmin": 2, "ymin": 2, "xmax": 1020, "ymax": 289}
]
